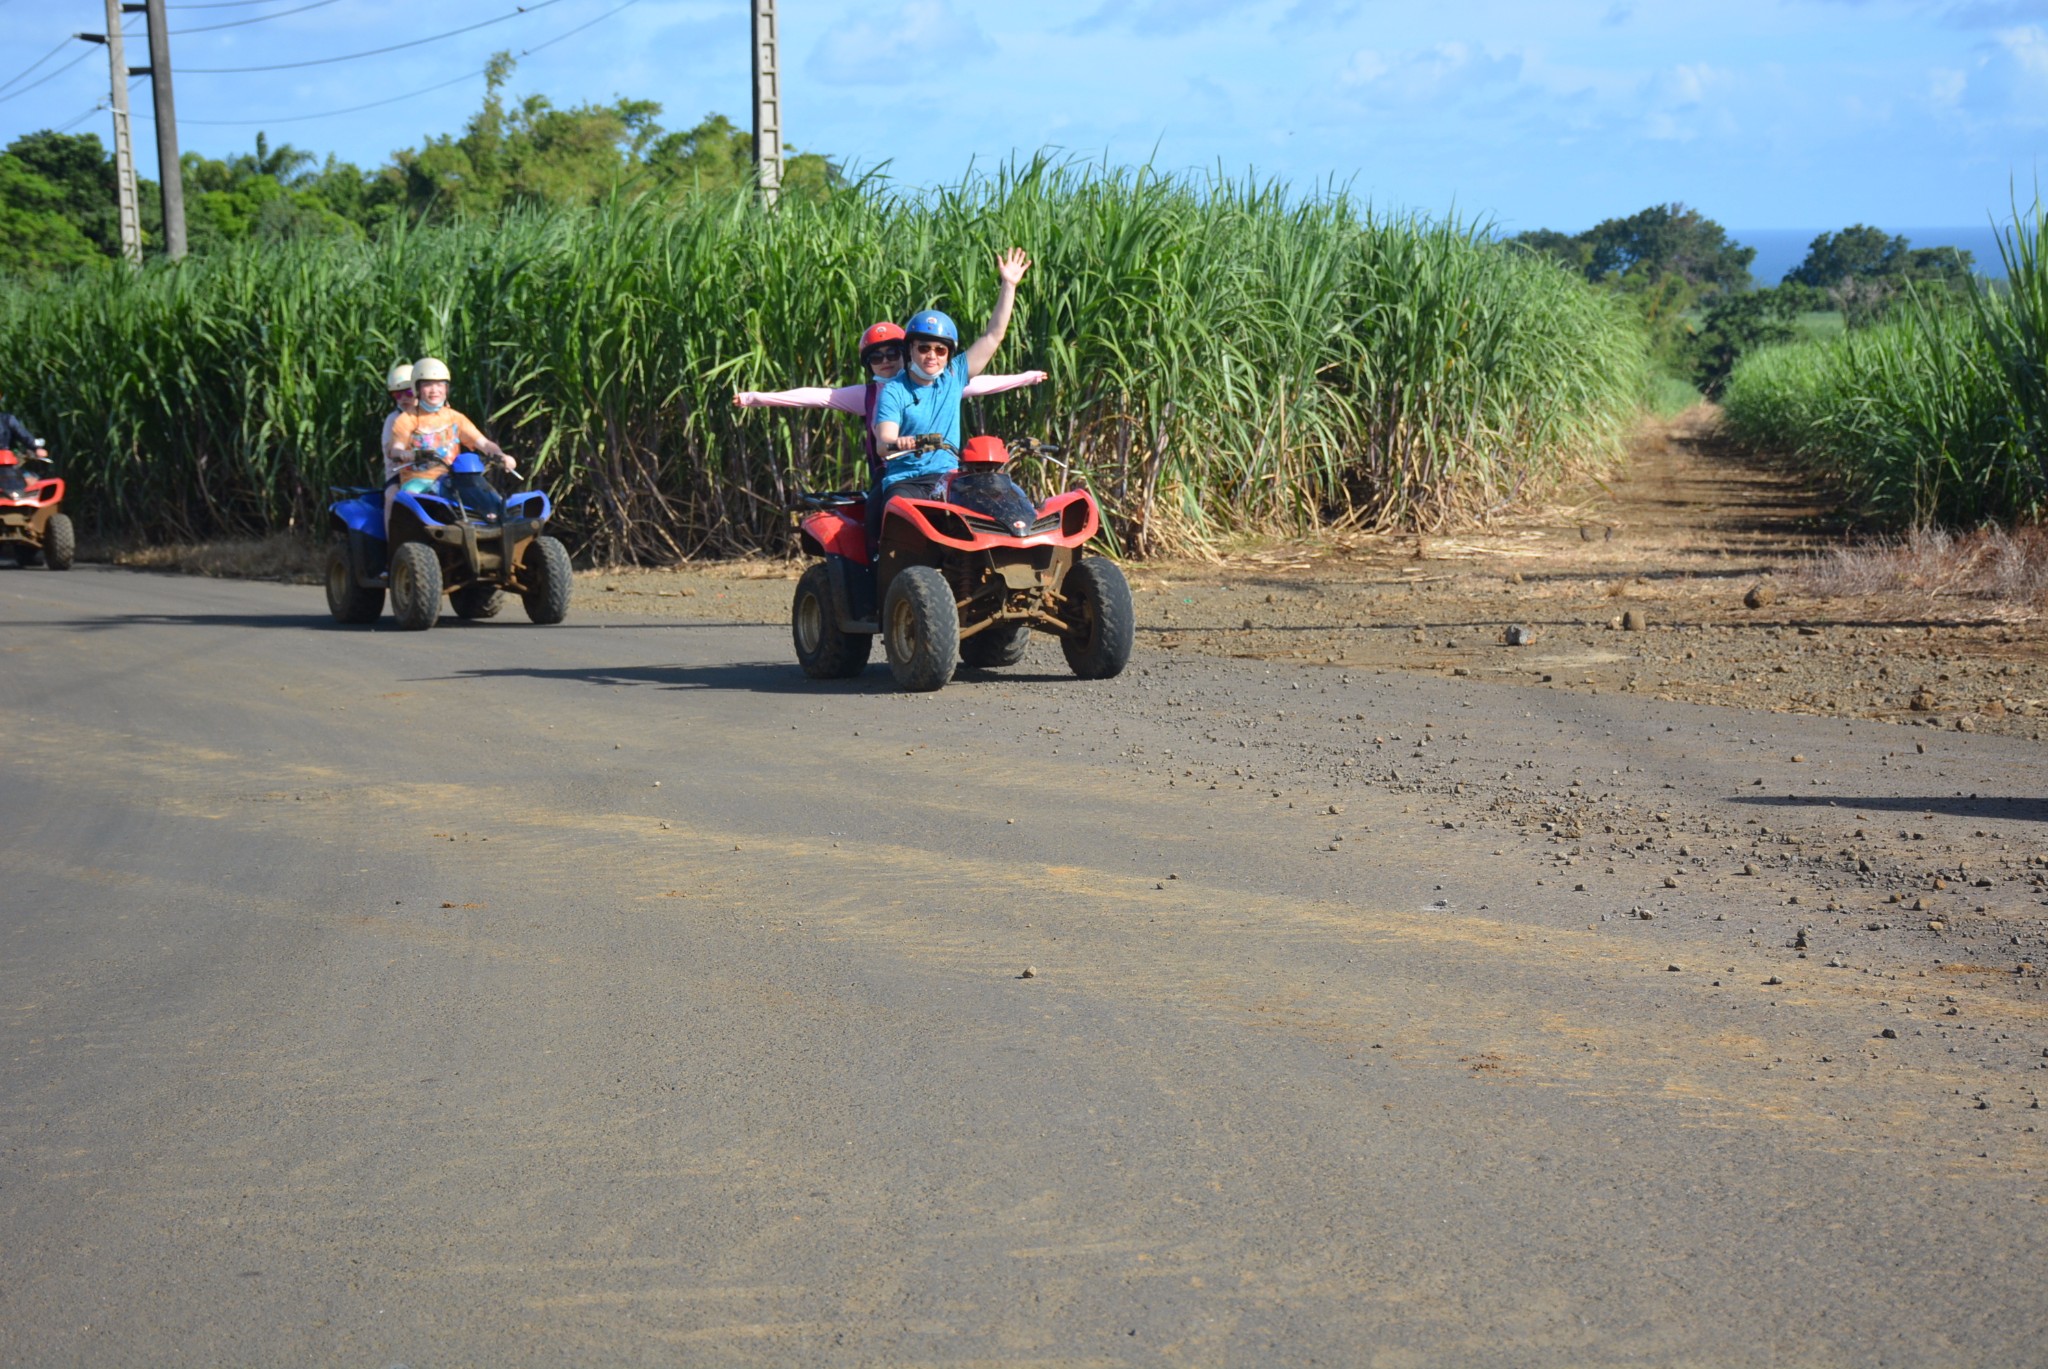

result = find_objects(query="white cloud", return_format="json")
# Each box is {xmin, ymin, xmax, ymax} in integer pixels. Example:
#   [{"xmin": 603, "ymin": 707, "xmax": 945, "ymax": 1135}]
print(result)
[
  {"xmin": 807, "ymin": 1, "xmax": 991, "ymax": 87},
  {"xmin": 1663, "ymin": 62, "xmax": 1732, "ymax": 105},
  {"xmin": 1333, "ymin": 40, "xmax": 1525, "ymax": 104},
  {"xmin": 1994, "ymin": 22, "xmax": 2048, "ymax": 71},
  {"xmin": 1338, "ymin": 49, "xmax": 1390, "ymax": 86}
]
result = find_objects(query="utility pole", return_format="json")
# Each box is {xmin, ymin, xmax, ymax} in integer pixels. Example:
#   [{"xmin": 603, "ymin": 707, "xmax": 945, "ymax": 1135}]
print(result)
[
  {"xmin": 133, "ymin": 0, "xmax": 186, "ymax": 260},
  {"xmin": 750, "ymin": 0, "xmax": 782, "ymax": 207},
  {"xmin": 80, "ymin": 5, "xmax": 142, "ymax": 262}
]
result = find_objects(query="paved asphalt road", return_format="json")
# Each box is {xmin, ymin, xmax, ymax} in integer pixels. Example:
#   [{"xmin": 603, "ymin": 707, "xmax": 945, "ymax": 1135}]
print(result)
[{"xmin": 3, "ymin": 567, "xmax": 2043, "ymax": 1366}]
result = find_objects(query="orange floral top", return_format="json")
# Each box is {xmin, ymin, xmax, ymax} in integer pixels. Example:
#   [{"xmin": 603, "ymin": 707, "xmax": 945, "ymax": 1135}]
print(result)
[{"xmin": 386, "ymin": 407, "xmax": 493, "ymax": 479}]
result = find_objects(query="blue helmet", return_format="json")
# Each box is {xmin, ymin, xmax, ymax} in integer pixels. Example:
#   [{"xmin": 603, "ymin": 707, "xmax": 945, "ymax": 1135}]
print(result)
[{"xmin": 903, "ymin": 310, "xmax": 961, "ymax": 352}]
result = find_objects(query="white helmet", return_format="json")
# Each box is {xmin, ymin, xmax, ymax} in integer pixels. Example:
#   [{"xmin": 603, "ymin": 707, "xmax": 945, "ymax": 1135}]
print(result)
[
  {"xmin": 385, "ymin": 362, "xmax": 414, "ymax": 391},
  {"xmin": 412, "ymin": 356, "xmax": 451, "ymax": 383}
]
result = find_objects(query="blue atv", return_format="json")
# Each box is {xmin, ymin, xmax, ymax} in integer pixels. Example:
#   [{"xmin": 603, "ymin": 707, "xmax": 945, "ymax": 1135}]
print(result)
[{"xmin": 325, "ymin": 452, "xmax": 572, "ymax": 631}]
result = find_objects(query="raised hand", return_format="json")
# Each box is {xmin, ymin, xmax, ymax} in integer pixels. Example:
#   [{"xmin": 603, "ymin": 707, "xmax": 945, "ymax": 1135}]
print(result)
[{"xmin": 996, "ymin": 247, "xmax": 1032, "ymax": 286}]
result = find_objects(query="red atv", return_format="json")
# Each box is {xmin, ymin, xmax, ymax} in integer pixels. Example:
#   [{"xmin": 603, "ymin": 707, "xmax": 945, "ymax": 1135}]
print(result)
[
  {"xmin": 791, "ymin": 436, "xmax": 1134, "ymax": 692},
  {"xmin": 0, "ymin": 445, "xmax": 73, "ymax": 570}
]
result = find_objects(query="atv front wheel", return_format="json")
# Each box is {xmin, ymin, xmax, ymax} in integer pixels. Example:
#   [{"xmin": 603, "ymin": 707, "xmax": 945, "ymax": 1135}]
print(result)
[
  {"xmin": 960, "ymin": 621, "xmax": 1030, "ymax": 669},
  {"xmin": 793, "ymin": 562, "xmax": 872, "ymax": 678},
  {"xmin": 881, "ymin": 565, "xmax": 958, "ymax": 692},
  {"xmin": 325, "ymin": 539, "xmax": 385, "ymax": 623},
  {"xmin": 1060, "ymin": 556, "xmax": 1134, "ymax": 680},
  {"xmin": 388, "ymin": 542, "xmax": 443, "ymax": 631},
  {"xmin": 43, "ymin": 514, "xmax": 74, "ymax": 570},
  {"xmin": 450, "ymin": 584, "xmax": 504, "ymax": 620},
  {"xmin": 520, "ymin": 536, "xmax": 572, "ymax": 624}
]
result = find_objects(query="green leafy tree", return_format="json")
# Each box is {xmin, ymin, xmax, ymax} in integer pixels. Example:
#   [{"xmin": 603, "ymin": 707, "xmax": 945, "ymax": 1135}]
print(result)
[
  {"xmin": 0, "ymin": 153, "xmax": 103, "ymax": 275},
  {"xmin": 183, "ymin": 134, "xmax": 365, "ymax": 252},
  {"xmin": 385, "ymin": 58, "xmax": 844, "ymax": 221},
  {"xmin": 1689, "ymin": 288, "xmax": 1799, "ymax": 396},
  {"xmin": 1786, "ymin": 224, "xmax": 1903, "ymax": 286},
  {"xmin": 1506, "ymin": 227, "xmax": 1592, "ymax": 277},
  {"xmin": 4, "ymin": 131, "xmax": 125, "ymax": 259},
  {"xmin": 0, "ymin": 58, "xmax": 840, "ymax": 266},
  {"xmin": 1786, "ymin": 225, "xmax": 1975, "ymax": 288},
  {"xmin": 1579, "ymin": 203, "xmax": 1754, "ymax": 294},
  {"xmin": 1513, "ymin": 204, "xmax": 1755, "ymax": 293}
]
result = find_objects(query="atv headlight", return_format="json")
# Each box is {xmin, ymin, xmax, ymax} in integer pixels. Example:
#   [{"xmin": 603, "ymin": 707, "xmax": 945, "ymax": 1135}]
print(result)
[{"xmin": 925, "ymin": 510, "xmax": 971, "ymax": 540}]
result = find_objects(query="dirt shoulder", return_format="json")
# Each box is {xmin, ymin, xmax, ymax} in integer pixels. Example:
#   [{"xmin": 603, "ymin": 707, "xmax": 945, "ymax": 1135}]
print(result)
[{"xmin": 584, "ymin": 408, "xmax": 2048, "ymax": 741}]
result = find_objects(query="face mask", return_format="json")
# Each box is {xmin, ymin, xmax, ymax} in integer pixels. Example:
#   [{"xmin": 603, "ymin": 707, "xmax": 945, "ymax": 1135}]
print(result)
[{"xmin": 417, "ymin": 398, "xmax": 445, "ymax": 413}]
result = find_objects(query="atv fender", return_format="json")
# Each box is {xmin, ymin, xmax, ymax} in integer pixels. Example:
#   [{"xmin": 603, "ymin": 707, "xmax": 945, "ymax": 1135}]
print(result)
[
  {"xmin": 826, "ymin": 553, "xmax": 879, "ymax": 634},
  {"xmin": 347, "ymin": 526, "xmax": 387, "ymax": 588},
  {"xmin": 802, "ymin": 506, "xmax": 869, "ymax": 566},
  {"xmin": 331, "ymin": 491, "xmax": 385, "ymax": 540}
]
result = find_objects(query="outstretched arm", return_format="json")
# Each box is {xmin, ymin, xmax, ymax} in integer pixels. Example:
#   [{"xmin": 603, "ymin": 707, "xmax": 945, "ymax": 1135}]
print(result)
[
  {"xmin": 734, "ymin": 383, "xmax": 865, "ymax": 415},
  {"xmin": 962, "ymin": 370, "xmax": 1048, "ymax": 397},
  {"xmin": 964, "ymin": 248, "xmax": 1031, "ymax": 379}
]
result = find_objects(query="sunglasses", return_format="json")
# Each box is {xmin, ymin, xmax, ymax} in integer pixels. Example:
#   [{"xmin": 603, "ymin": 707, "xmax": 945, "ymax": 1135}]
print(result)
[
  {"xmin": 863, "ymin": 344, "xmax": 905, "ymax": 363},
  {"xmin": 910, "ymin": 341, "xmax": 952, "ymax": 355}
]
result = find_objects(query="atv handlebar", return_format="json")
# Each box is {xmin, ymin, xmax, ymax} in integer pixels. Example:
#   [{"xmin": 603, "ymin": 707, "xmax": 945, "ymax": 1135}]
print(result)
[{"xmin": 793, "ymin": 491, "xmax": 865, "ymax": 511}]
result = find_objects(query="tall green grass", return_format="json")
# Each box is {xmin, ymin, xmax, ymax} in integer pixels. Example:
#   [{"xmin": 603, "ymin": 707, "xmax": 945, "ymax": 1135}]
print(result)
[
  {"xmin": 0, "ymin": 159, "xmax": 1648, "ymax": 560},
  {"xmin": 1721, "ymin": 203, "xmax": 2046, "ymax": 528}
]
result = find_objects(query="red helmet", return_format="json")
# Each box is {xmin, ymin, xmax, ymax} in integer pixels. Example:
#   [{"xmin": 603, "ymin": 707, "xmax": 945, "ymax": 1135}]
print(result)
[
  {"xmin": 960, "ymin": 436, "xmax": 1011, "ymax": 466},
  {"xmin": 0, "ymin": 450, "xmax": 17, "ymax": 466},
  {"xmin": 858, "ymin": 321, "xmax": 905, "ymax": 363}
]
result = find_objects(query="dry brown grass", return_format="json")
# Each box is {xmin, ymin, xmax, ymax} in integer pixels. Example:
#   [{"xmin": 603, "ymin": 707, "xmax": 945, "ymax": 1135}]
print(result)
[
  {"xmin": 1795, "ymin": 525, "xmax": 2048, "ymax": 611},
  {"xmin": 103, "ymin": 533, "xmax": 324, "ymax": 584}
]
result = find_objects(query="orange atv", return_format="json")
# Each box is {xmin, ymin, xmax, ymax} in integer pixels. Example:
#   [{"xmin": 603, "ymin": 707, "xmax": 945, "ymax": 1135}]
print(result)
[{"xmin": 0, "ymin": 445, "xmax": 73, "ymax": 570}]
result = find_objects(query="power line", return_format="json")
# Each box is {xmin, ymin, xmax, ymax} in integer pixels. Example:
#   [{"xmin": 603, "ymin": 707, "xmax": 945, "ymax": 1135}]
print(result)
[
  {"xmin": 0, "ymin": 46, "xmax": 94, "ymax": 105},
  {"xmin": 0, "ymin": 35, "xmax": 79, "ymax": 97},
  {"xmin": 148, "ymin": 0, "xmax": 640, "ymax": 126},
  {"xmin": 175, "ymin": 0, "xmax": 346, "ymax": 36},
  {"xmin": 56, "ymin": 100, "xmax": 109, "ymax": 133},
  {"xmin": 167, "ymin": 0, "xmax": 319, "ymax": 7},
  {"xmin": 179, "ymin": 0, "xmax": 569, "ymax": 73},
  {"xmin": 55, "ymin": 70, "xmax": 149, "ymax": 134}
]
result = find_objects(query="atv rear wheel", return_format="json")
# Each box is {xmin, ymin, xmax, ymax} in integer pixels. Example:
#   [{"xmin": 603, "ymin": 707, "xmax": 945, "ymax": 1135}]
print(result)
[
  {"xmin": 450, "ymin": 584, "xmax": 504, "ymax": 620},
  {"xmin": 881, "ymin": 565, "xmax": 958, "ymax": 692},
  {"xmin": 793, "ymin": 562, "xmax": 872, "ymax": 678},
  {"xmin": 960, "ymin": 620, "xmax": 1031, "ymax": 669},
  {"xmin": 325, "ymin": 539, "xmax": 385, "ymax": 624},
  {"xmin": 43, "ymin": 514, "xmax": 74, "ymax": 570},
  {"xmin": 1060, "ymin": 556, "xmax": 1134, "ymax": 680},
  {"xmin": 388, "ymin": 541, "xmax": 443, "ymax": 631},
  {"xmin": 520, "ymin": 536, "xmax": 572, "ymax": 624}
]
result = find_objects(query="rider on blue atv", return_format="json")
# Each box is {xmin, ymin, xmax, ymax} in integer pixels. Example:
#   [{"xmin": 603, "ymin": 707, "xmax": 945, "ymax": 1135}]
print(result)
[{"xmin": 383, "ymin": 356, "xmax": 515, "ymax": 521}]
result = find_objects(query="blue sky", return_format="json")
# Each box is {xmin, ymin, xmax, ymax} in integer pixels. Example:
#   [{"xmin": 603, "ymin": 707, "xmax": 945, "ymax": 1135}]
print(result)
[{"xmin": 1, "ymin": 0, "xmax": 2043, "ymax": 233}]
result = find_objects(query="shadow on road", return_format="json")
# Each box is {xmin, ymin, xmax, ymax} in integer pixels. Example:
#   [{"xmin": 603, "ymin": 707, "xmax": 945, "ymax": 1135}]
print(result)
[
  {"xmin": 1730, "ymin": 794, "xmax": 2048, "ymax": 824},
  {"xmin": 15, "ymin": 613, "xmax": 769, "ymax": 633},
  {"xmin": 29, "ymin": 610, "xmax": 344, "ymax": 632},
  {"xmin": 438, "ymin": 661, "xmax": 1084, "ymax": 694}
]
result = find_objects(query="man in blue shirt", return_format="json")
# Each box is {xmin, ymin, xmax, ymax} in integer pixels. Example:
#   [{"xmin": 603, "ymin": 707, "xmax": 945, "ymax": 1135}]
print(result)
[{"xmin": 871, "ymin": 247, "xmax": 1032, "ymax": 503}]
